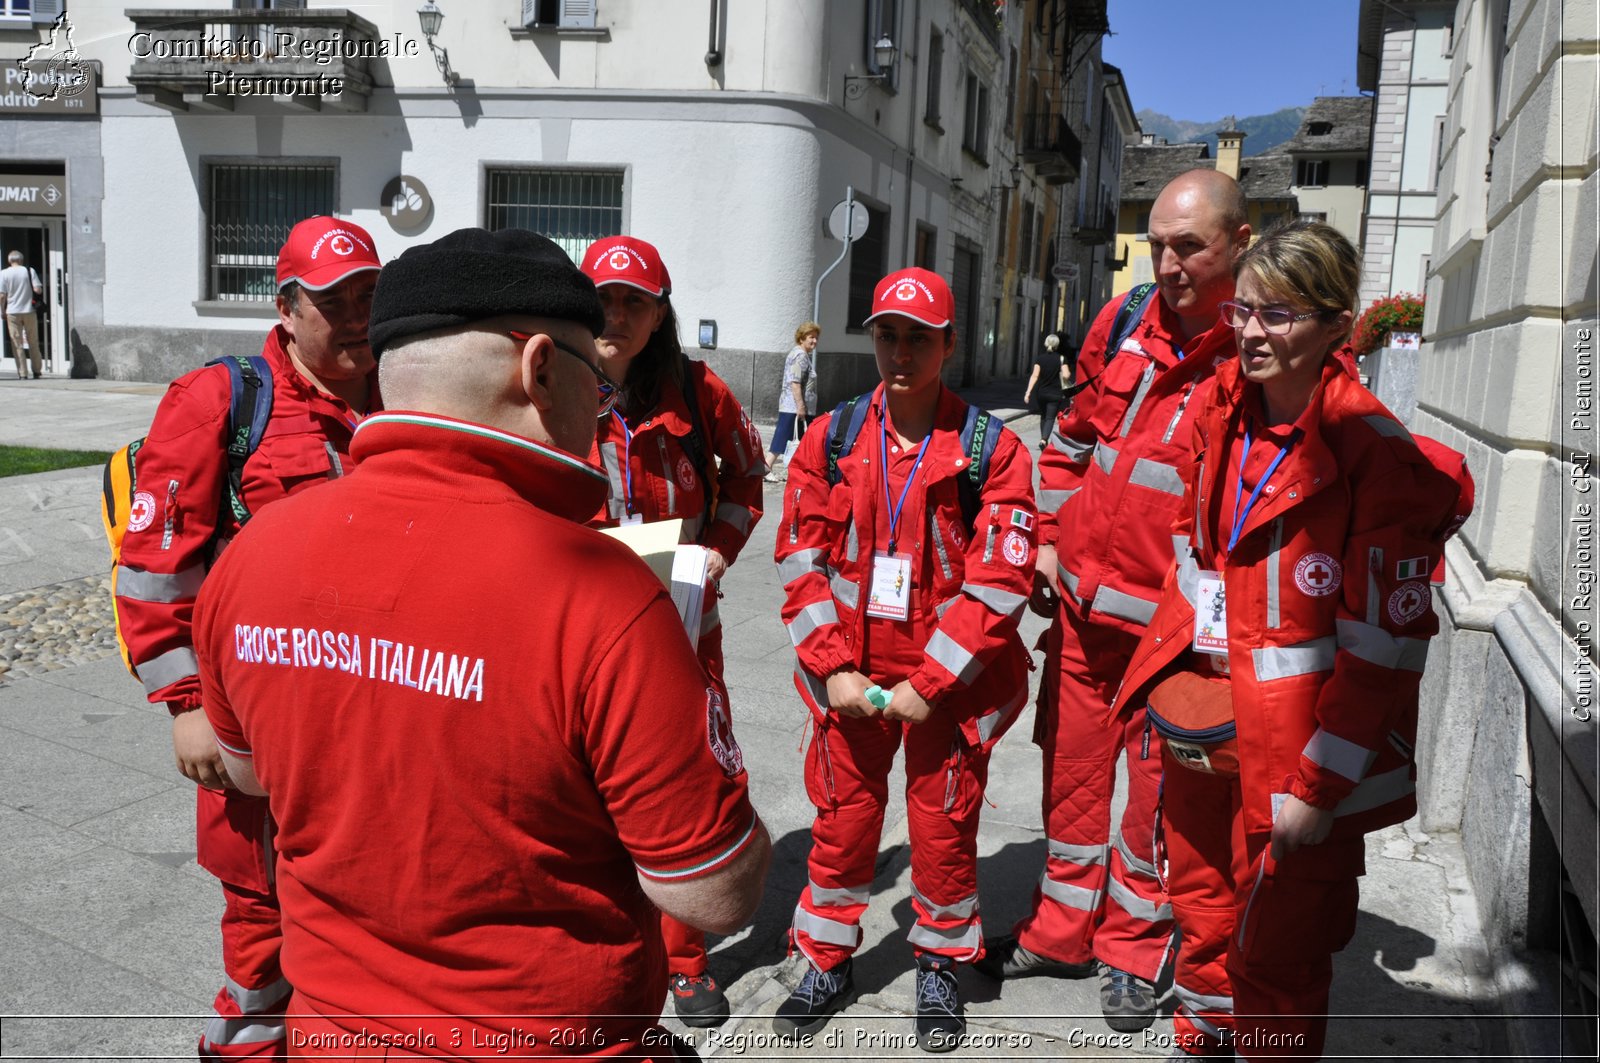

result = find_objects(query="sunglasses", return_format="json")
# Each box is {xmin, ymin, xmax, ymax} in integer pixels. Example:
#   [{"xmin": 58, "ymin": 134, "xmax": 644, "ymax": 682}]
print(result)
[{"xmin": 506, "ymin": 330, "xmax": 618, "ymax": 418}]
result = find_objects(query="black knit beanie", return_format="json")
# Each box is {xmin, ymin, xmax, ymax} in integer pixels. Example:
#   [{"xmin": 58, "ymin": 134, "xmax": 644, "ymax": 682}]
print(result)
[{"xmin": 367, "ymin": 228, "xmax": 605, "ymax": 358}]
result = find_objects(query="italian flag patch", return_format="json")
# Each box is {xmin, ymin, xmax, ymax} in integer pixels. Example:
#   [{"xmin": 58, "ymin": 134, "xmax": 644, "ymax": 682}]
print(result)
[
  {"xmin": 1395, "ymin": 556, "xmax": 1429, "ymax": 579},
  {"xmin": 1010, "ymin": 509, "xmax": 1034, "ymax": 531}
]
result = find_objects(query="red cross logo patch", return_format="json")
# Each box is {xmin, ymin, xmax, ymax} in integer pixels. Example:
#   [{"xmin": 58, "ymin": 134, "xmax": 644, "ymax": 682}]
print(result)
[
  {"xmin": 127, "ymin": 490, "xmax": 157, "ymax": 533},
  {"xmin": 328, "ymin": 233, "xmax": 355, "ymax": 257},
  {"xmin": 1293, "ymin": 552, "xmax": 1342, "ymax": 597},
  {"xmin": 1387, "ymin": 581, "xmax": 1430, "ymax": 625}
]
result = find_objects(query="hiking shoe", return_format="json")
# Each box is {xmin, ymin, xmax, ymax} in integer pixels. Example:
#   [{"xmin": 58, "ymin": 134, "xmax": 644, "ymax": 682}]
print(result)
[
  {"xmin": 669, "ymin": 971, "xmax": 729, "ymax": 1028},
  {"xmin": 772, "ymin": 958, "xmax": 853, "ymax": 1039},
  {"xmin": 1099, "ymin": 963, "xmax": 1157, "ymax": 1032},
  {"xmin": 913, "ymin": 953, "xmax": 965, "ymax": 1053},
  {"xmin": 972, "ymin": 934, "xmax": 1096, "ymax": 981}
]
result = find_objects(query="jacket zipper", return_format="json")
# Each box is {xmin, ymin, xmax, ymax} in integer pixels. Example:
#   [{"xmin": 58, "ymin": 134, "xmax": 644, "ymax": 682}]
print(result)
[
  {"xmin": 161, "ymin": 479, "xmax": 179, "ymax": 551},
  {"xmin": 657, "ymin": 436, "xmax": 675, "ymax": 514},
  {"xmin": 789, "ymin": 488, "xmax": 801, "ymax": 544},
  {"xmin": 982, "ymin": 503, "xmax": 999, "ymax": 563},
  {"xmin": 1162, "ymin": 381, "xmax": 1198, "ymax": 444}
]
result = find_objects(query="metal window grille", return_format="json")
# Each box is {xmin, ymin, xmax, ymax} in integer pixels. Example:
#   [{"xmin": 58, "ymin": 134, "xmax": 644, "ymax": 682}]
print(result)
[
  {"xmin": 207, "ymin": 163, "xmax": 336, "ymax": 301},
  {"xmin": 485, "ymin": 169, "xmax": 623, "ymax": 263}
]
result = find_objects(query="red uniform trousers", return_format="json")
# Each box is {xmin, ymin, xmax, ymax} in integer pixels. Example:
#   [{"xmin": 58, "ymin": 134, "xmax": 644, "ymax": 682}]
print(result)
[
  {"xmin": 659, "ymin": 619, "xmax": 728, "ymax": 977},
  {"xmin": 1162, "ymin": 749, "xmax": 1364, "ymax": 1061},
  {"xmin": 198, "ymin": 793, "xmax": 290, "ymax": 1060},
  {"xmin": 791, "ymin": 694, "xmax": 990, "ymax": 971},
  {"xmin": 1014, "ymin": 605, "xmax": 1171, "ymax": 980}
]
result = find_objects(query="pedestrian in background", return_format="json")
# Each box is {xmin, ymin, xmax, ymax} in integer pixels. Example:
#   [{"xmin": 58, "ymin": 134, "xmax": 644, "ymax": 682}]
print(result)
[
  {"xmin": 580, "ymin": 234, "xmax": 766, "ymax": 1029},
  {"xmin": 774, "ymin": 267, "xmax": 1036, "ymax": 1052},
  {"xmin": 193, "ymin": 226, "xmax": 770, "ymax": 1060},
  {"xmin": 764, "ymin": 321, "xmax": 820, "ymax": 481},
  {"xmin": 114, "ymin": 216, "xmax": 382, "ymax": 1060},
  {"xmin": 1, "ymin": 250, "xmax": 44, "ymax": 379},
  {"xmin": 1113, "ymin": 220, "xmax": 1471, "ymax": 1060},
  {"xmin": 979, "ymin": 170, "xmax": 1252, "ymax": 1036},
  {"xmin": 1022, "ymin": 333, "xmax": 1069, "ymax": 451}
]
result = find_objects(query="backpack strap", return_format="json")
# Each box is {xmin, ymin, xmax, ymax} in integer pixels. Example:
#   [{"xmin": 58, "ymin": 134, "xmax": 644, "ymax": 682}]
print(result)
[
  {"xmin": 825, "ymin": 393, "xmax": 873, "ymax": 486},
  {"xmin": 204, "ymin": 355, "xmax": 274, "ymax": 527},
  {"xmin": 676, "ymin": 357, "xmax": 717, "ymax": 531},
  {"xmin": 1066, "ymin": 281, "xmax": 1156, "ymax": 398},
  {"xmin": 956, "ymin": 405, "xmax": 999, "ymax": 531}
]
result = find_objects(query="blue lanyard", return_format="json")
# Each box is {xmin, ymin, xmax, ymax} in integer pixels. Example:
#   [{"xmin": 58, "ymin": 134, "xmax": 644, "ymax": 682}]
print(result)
[
  {"xmin": 609, "ymin": 409, "xmax": 635, "ymax": 516},
  {"xmin": 879, "ymin": 413, "xmax": 930, "ymax": 555},
  {"xmin": 1228, "ymin": 428, "xmax": 1295, "ymax": 553}
]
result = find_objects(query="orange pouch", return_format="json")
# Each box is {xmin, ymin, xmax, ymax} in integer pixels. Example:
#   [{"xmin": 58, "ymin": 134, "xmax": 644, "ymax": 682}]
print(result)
[{"xmin": 1146, "ymin": 670, "xmax": 1238, "ymax": 778}]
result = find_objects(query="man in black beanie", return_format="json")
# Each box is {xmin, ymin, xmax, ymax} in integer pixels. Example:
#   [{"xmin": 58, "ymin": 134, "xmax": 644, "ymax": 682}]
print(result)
[{"xmin": 190, "ymin": 228, "xmax": 771, "ymax": 1059}]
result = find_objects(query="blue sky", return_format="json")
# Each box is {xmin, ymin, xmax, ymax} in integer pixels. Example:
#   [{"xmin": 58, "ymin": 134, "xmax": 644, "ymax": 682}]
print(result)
[{"xmin": 1102, "ymin": 0, "xmax": 1363, "ymax": 120}]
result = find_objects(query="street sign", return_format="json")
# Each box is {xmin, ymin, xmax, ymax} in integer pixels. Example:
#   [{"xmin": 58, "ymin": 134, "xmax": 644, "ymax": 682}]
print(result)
[
  {"xmin": 827, "ymin": 199, "xmax": 869, "ymax": 242},
  {"xmin": 1051, "ymin": 261, "xmax": 1078, "ymax": 282}
]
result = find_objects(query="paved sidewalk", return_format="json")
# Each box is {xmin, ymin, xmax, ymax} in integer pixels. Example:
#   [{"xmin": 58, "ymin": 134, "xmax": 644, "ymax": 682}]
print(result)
[{"xmin": 0, "ymin": 378, "xmax": 1513, "ymax": 1060}]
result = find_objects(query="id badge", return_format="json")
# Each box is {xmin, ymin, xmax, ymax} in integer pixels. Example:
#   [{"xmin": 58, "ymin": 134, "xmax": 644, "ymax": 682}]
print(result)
[
  {"xmin": 865, "ymin": 552, "xmax": 912, "ymax": 621},
  {"xmin": 1192, "ymin": 572, "xmax": 1229, "ymax": 656}
]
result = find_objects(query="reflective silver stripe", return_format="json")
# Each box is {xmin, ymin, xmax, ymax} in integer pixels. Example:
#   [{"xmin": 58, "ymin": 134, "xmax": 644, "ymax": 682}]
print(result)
[
  {"xmin": 1047, "ymin": 838, "xmax": 1108, "ymax": 866},
  {"xmin": 1303, "ymin": 728, "xmax": 1377, "ymax": 783},
  {"xmin": 138, "ymin": 645, "xmax": 199, "ymax": 695},
  {"xmin": 1091, "ymin": 584, "xmax": 1158, "ymax": 625},
  {"xmin": 925, "ymin": 630, "xmax": 982, "ymax": 684},
  {"xmin": 1367, "ymin": 546, "xmax": 1384, "ymax": 625},
  {"xmin": 699, "ymin": 599, "xmax": 722, "ymax": 638},
  {"xmin": 1055, "ymin": 430, "xmax": 1094, "ymax": 462},
  {"xmin": 1118, "ymin": 360, "xmax": 1158, "ymax": 435},
  {"xmin": 1060, "ymin": 564, "xmax": 1081, "ymax": 602},
  {"xmin": 793, "ymin": 906, "xmax": 860, "ymax": 947},
  {"xmin": 1106, "ymin": 873, "xmax": 1172, "ymax": 924},
  {"xmin": 809, "ymin": 879, "xmax": 872, "ymax": 908},
  {"xmin": 1162, "ymin": 381, "xmax": 1198, "ymax": 444},
  {"xmin": 1174, "ymin": 983, "xmax": 1234, "ymax": 1017},
  {"xmin": 115, "ymin": 564, "xmax": 205, "ymax": 604},
  {"xmin": 1266, "ymin": 518, "xmax": 1284, "ymax": 629},
  {"xmin": 975, "ymin": 688, "xmax": 1026, "ymax": 744},
  {"xmin": 912, "ymin": 884, "xmax": 979, "ymax": 922},
  {"xmin": 1114, "ymin": 829, "xmax": 1158, "ymax": 878},
  {"xmin": 907, "ymin": 919, "xmax": 983, "ymax": 952},
  {"xmin": 1129, "ymin": 457, "xmax": 1184, "ymax": 496},
  {"xmin": 324, "ymin": 441, "xmax": 345, "ymax": 478},
  {"xmin": 1040, "ymin": 875, "xmax": 1099, "ymax": 911},
  {"xmin": 599, "ymin": 441, "xmax": 627, "ymax": 520},
  {"xmin": 778, "ymin": 548, "xmax": 827, "ymax": 585},
  {"xmin": 1336, "ymin": 618, "xmax": 1430, "ymax": 671},
  {"xmin": 714, "ymin": 501, "xmax": 753, "ymax": 536},
  {"xmin": 786, "ymin": 600, "xmax": 839, "ymax": 646},
  {"xmin": 1172, "ymin": 534, "xmax": 1190, "ymax": 559},
  {"xmin": 1179, "ymin": 1006, "xmax": 1227, "ymax": 1040},
  {"xmin": 796, "ymin": 666, "xmax": 830, "ymax": 708},
  {"xmin": 830, "ymin": 572, "xmax": 860, "ymax": 611},
  {"xmin": 203, "ymin": 1017, "xmax": 285, "ymax": 1048},
  {"xmin": 1093, "ymin": 441, "xmax": 1119, "ymax": 475},
  {"xmin": 1364, "ymin": 414, "xmax": 1414, "ymax": 442},
  {"xmin": 935, "ymin": 597, "xmax": 956, "ymax": 620},
  {"xmin": 1038, "ymin": 488, "xmax": 1071, "ymax": 512},
  {"xmin": 658, "ymin": 437, "xmax": 676, "ymax": 513},
  {"xmin": 224, "ymin": 975, "xmax": 291, "ymax": 1013},
  {"xmin": 930, "ymin": 509, "xmax": 954, "ymax": 581},
  {"xmin": 1334, "ymin": 766, "xmax": 1415, "ymax": 817},
  {"xmin": 845, "ymin": 519, "xmax": 859, "ymax": 563},
  {"xmin": 1176, "ymin": 551, "xmax": 1202, "ymax": 609},
  {"xmin": 961, "ymin": 582, "xmax": 1028, "ymax": 619},
  {"xmin": 1252, "ymin": 636, "xmax": 1337, "ymax": 681}
]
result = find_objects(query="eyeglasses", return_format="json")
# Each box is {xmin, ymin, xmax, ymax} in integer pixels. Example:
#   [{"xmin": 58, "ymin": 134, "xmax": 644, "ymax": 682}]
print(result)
[
  {"xmin": 1219, "ymin": 301, "xmax": 1324, "ymax": 335},
  {"xmin": 506, "ymin": 330, "xmax": 618, "ymax": 418}
]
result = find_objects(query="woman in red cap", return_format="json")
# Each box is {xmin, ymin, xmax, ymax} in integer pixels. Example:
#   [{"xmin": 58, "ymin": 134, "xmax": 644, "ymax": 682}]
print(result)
[{"xmin": 579, "ymin": 235, "xmax": 766, "ymax": 1029}]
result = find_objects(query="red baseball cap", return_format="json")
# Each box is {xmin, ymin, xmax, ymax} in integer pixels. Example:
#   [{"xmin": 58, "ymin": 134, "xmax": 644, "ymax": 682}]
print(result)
[
  {"xmin": 864, "ymin": 267, "xmax": 954, "ymax": 329},
  {"xmin": 276, "ymin": 216, "xmax": 382, "ymax": 292},
  {"xmin": 581, "ymin": 236, "xmax": 672, "ymax": 298}
]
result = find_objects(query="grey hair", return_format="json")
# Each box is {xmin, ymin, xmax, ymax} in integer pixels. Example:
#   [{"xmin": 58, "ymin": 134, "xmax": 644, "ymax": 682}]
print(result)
[{"xmin": 6, "ymin": 251, "xmax": 21, "ymax": 265}]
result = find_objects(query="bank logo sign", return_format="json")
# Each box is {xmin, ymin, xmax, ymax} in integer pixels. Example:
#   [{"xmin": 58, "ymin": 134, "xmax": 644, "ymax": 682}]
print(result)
[{"xmin": 9, "ymin": 14, "xmax": 97, "ymax": 114}]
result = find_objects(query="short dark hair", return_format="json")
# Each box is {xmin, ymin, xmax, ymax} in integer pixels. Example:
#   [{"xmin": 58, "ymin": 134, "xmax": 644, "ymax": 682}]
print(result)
[{"xmin": 278, "ymin": 281, "xmax": 303, "ymax": 313}]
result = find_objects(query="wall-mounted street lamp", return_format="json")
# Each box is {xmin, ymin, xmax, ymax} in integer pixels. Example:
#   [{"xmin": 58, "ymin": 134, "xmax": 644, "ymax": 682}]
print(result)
[
  {"xmin": 417, "ymin": 2, "xmax": 459, "ymax": 87},
  {"xmin": 843, "ymin": 36, "xmax": 896, "ymax": 100}
]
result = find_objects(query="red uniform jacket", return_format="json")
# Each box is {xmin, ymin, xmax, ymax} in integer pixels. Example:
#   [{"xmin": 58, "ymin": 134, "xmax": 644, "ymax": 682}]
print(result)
[
  {"xmin": 1039, "ymin": 294, "xmax": 1237, "ymax": 633},
  {"xmin": 1112, "ymin": 355, "xmax": 1469, "ymax": 840},
  {"xmin": 776, "ymin": 386, "xmax": 1036, "ymax": 751}
]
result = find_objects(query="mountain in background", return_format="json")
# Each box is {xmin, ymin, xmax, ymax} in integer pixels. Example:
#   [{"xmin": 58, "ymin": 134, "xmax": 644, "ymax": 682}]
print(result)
[{"xmin": 1135, "ymin": 106, "xmax": 1307, "ymax": 156}]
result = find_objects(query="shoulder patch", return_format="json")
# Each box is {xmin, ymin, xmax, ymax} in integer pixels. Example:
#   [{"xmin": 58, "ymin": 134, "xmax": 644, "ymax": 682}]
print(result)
[
  {"xmin": 705, "ymin": 687, "xmax": 745, "ymax": 777},
  {"xmin": 1293, "ymin": 553, "xmax": 1342, "ymax": 597},
  {"xmin": 127, "ymin": 490, "xmax": 157, "ymax": 534},
  {"xmin": 1387, "ymin": 581, "xmax": 1431, "ymax": 625}
]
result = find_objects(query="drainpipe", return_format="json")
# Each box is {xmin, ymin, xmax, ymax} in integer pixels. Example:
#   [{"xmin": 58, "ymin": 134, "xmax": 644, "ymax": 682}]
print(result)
[{"xmin": 705, "ymin": 0, "xmax": 722, "ymax": 67}]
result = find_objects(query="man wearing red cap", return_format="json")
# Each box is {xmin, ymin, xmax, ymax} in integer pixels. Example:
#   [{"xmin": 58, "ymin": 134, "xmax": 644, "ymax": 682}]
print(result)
[
  {"xmin": 773, "ymin": 267, "xmax": 1035, "ymax": 1052},
  {"xmin": 114, "ymin": 216, "xmax": 381, "ymax": 1060}
]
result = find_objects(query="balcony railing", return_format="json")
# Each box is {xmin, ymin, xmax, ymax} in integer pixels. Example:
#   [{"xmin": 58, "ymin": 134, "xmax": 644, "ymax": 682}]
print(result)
[
  {"xmin": 127, "ymin": 8, "xmax": 379, "ymax": 112},
  {"xmin": 1020, "ymin": 113, "xmax": 1083, "ymax": 184},
  {"xmin": 1073, "ymin": 206, "xmax": 1117, "ymax": 243}
]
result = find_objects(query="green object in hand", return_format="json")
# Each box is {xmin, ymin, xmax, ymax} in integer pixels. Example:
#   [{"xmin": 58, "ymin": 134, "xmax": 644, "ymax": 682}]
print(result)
[{"xmin": 864, "ymin": 685, "xmax": 893, "ymax": 710}]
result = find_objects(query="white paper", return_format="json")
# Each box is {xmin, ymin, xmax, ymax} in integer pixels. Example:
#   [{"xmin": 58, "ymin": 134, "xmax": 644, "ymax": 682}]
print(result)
[{"xmin": 670, "ymin": 545, "xmax": 709, "ymax": 640}]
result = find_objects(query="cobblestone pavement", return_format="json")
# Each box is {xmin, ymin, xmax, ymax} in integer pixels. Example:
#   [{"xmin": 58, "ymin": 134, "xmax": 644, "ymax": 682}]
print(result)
[{"xmin": 0, "ymin": 573, "xmax": 120, "ymax": 684}]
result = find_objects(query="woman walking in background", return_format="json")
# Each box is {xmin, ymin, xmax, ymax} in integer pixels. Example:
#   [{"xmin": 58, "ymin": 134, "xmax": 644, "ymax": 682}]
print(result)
[
  {"xmin": 765, "ymin": 321, "xmax": 820, "ymax": 482},
  {"xmin": 1023, "ymin": 333, "xmax": 1069, "ymax": 450}
]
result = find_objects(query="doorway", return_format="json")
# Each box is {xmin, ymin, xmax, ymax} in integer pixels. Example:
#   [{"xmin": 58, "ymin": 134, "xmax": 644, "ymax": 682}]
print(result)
[{"xmin": 0, "ymin": 218, "xmax": 67, "ymax": 376}]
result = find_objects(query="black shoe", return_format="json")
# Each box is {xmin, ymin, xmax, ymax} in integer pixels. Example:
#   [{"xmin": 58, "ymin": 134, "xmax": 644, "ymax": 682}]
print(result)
[
  {"xmin": 1100, "ymin": 962, "xmax": 1157, "ymax": 1032},
  {"xmin": 773, "ymin": 958, "xmax": 853, "ymax": 1039},
  {"xmin": 913, "ymin": 954, "xmax": 964, "ymax": 1053},
  {"xmin": 972, "ymin": 934, "xmax": 1097, "ymax": 981},
  {"xmin": 670, "ymin": 971, "xmax": 730, "ymax": 1029}
]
